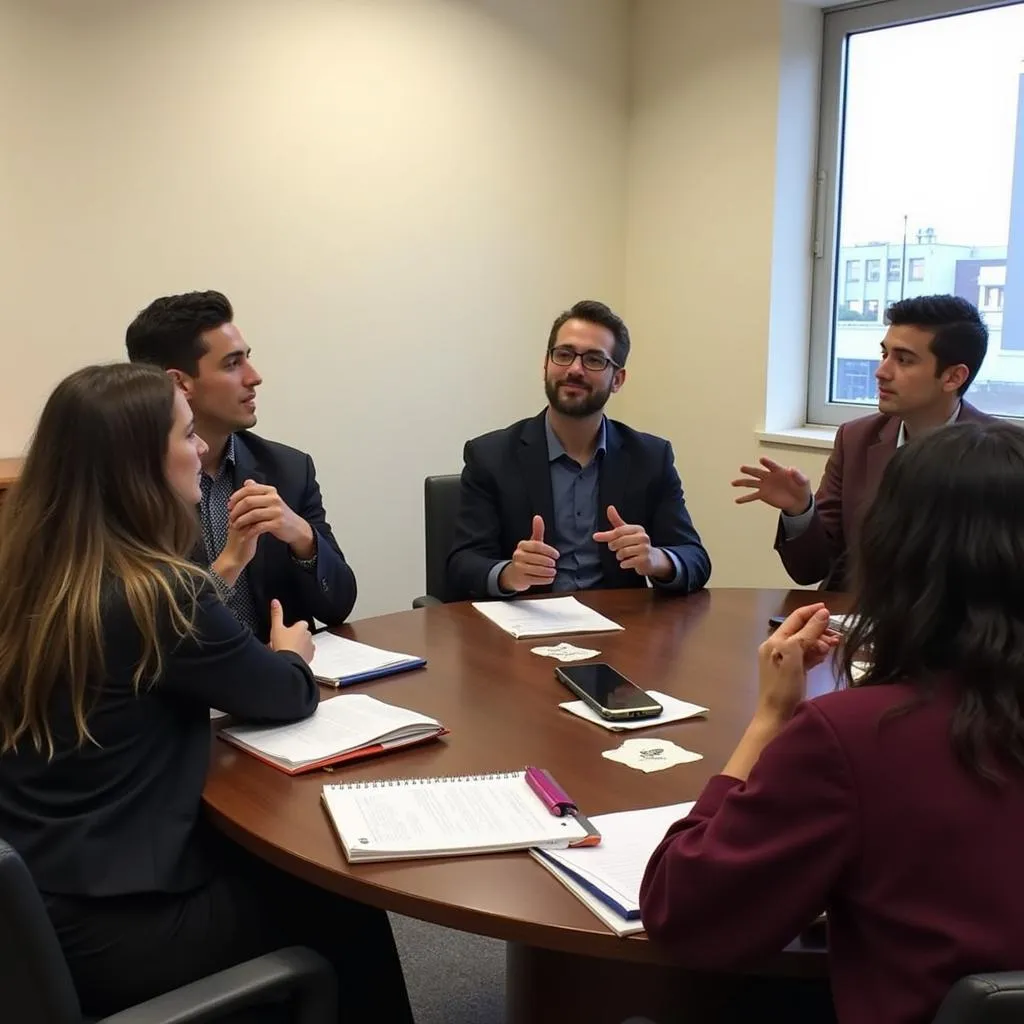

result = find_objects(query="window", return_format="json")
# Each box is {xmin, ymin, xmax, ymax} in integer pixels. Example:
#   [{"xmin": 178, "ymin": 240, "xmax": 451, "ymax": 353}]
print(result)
[
  {"xmin": 835, "ymin": 359, "xmax": 881, "ymax": 404},
  {"xmin": 808, "ymin": 0, "xmax": 1024, "ymax": 425}
]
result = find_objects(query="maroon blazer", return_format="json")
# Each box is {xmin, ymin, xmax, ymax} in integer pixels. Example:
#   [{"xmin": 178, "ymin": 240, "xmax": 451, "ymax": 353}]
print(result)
[
  {"xmin": 774, "ymin": 401, "xmax": 991, "ymax": 589},
  {"xmin": 640, "ymin": 682, "xmax": 1024, "ymax": 1024}
]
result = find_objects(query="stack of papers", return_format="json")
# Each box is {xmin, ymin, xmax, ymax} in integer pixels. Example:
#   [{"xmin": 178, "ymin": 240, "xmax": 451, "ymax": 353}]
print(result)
[
  {"xmin": 310, "ymin": 633, "xmax": 425, "ymax": 687},
  {"xmin": 219, "ymin": 693, "xmax": 446, "ymax": 775},
  {"xmin": 559, "ymin": 690, "xmax": 707, "ymax": 731},
  {"xmin": 531, "ymin": 802, "xmax": 694, "ymax": 936},
  {"xmin": 472, "ymin": 596, "xmax": 624, "ymax": 639}
]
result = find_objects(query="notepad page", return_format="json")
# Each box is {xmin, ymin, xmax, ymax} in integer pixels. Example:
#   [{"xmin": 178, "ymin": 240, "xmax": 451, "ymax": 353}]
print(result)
[
  {"xmin": 540, "ymin": 802, "xmax": 695, "ymax": 911},
  {"xmin": 323, "ymin": 772, "xmax": 587, "ymax": 856},
  {"xmin": 223, "ymin": 694, "xmax": 439, "ymax": 765},
  {"xmin": 471, "ymin": 596, "xmax": 624, "ymax": 638},
  {"xmin": 310, "ymin": 634, "xmax": 420, "ymax": 679}
]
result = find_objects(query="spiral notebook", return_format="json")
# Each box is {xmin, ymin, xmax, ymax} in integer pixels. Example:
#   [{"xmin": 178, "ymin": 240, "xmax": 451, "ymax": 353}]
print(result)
[{"xmin": 321, "ymin": 770, "xmax": 600, "ymax": 863}]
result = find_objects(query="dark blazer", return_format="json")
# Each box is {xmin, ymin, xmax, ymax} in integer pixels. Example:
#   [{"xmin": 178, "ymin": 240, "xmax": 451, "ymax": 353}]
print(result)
[
  {"xmin": 209, "ymin": 431, "xmax": 356, "ymax": 640},
  {"xmin": 640, "ymin": 681, "xmax": 1024, "ymax": 1024},
  {"xmin": 446, "ymin": 411, "xmax": 711, "ymax": 601},
  {"xmin": 775, "ymin": 401, "xmax": 991, "ymax": 589},
  {"xmin": 0, "ymin": 582, "xmax": 318, "ymax": 898}
]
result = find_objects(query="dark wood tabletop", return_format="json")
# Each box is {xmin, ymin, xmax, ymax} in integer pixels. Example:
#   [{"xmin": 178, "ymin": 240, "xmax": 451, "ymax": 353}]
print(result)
[{"xmin": 204, "ymin": 587, "xmax": 850, "ymax": 969}]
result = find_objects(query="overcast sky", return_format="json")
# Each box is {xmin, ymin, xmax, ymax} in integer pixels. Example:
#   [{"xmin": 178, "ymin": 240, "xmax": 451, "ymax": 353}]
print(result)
[{"xmin": 840, "ymin": 2, "xmax": 1024, "ymax": 248}]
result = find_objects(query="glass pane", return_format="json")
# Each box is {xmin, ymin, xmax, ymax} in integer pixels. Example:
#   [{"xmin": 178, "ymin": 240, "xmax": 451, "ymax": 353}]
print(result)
[{"xmin": 830, "ymin": 2, "xmax": 1024, "ymax": 416}]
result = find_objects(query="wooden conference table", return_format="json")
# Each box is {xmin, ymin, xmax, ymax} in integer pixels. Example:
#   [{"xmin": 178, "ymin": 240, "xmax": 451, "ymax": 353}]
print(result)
[{"xmin": 205, "ymin": 588, "xmax": 848, "ymax": 1024}]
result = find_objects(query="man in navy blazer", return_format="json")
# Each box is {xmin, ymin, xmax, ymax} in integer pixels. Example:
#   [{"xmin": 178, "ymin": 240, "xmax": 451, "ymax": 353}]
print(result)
[
  {"xmin": 447, "ymin": 300, "xmax": 710, "ymax": 601},
  {"xmin": 127, "ymin": 291, "xmax": 356, "ymax": 640}
]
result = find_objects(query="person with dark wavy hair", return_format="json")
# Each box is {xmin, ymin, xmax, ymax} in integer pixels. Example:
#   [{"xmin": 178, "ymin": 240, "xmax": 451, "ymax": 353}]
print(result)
[
  {"xmin": 127, "ymin": 290, "xmax": 357, "ymax": 641},
  {"xmin": 734, "ymin": 294, "xmax": 992, "ymax": 590},
  {"xmin": 641, "ymin": 419, "xmax": 1024, "ymax": 1024}
]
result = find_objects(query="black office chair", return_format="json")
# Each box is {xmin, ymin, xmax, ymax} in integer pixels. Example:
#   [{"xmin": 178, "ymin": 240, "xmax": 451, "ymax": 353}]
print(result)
[
  {"xmin": 412, "ymin": 473, "xmax": 461, "ymax": 608},
  {"xmin": 0, "ymin": 839, "xmax": 337, "ymax": 1024},
  {"xmin": 933, "ymin": 973, "xmax": 1024, "ymax": 1023}
]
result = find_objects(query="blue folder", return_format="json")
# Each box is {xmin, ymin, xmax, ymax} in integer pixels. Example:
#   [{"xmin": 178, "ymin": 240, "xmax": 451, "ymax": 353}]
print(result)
[{"xmin": 532, "ymin": 848, "xmax": 640, "ymax": 920}]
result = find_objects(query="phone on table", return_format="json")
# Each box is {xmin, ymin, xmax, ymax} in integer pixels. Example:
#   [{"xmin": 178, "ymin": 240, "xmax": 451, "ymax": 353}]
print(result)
[{"xmin": 555, "ymin": 663, "xmax": 663, "ymax": 721}]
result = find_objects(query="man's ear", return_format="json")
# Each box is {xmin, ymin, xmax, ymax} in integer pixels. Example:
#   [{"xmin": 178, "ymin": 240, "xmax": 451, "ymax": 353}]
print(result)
[
  {"xmin": 610, "ymin": 368, "xmax": 627, "ymax": 394},
  {"xmin": 942, "ymin": 364, "xmax": 969, "ymax": 394},
  {"xmin": 166, "ymin": 368, "xmax": 195, "ymax": 399}
]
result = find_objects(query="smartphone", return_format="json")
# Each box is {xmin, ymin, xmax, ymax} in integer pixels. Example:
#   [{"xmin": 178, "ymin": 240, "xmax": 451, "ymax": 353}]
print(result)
[
  {"xmin": 768, "ymin": 615, "xmax": 786, "ymax": 631},
  {"xmin": 555, "ymin": 663, "xmax": 663, "ymax": 721}
]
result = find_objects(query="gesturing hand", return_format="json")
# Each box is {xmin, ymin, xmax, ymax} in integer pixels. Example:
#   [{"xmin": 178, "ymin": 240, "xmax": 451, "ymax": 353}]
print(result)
[
  {"xmin": 499, "ymin": 516, "xmax": 560, "ymax": 593},
  {"xmin": 593, "ymin": 505, "xmax": 671, "ymax": 580},
  {"xmin": 732, "ymin": 458, "xmax": 812, "ymax": 517},
  {"xmin": 268, "ymin": 599, "xmax": 314, "ymax": 663}
]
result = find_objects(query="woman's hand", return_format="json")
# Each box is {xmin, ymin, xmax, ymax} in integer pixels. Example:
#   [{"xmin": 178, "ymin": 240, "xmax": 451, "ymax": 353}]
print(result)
[{"xmin": 756, "ymin": 603, "xmax": 838, "ymax": 724}]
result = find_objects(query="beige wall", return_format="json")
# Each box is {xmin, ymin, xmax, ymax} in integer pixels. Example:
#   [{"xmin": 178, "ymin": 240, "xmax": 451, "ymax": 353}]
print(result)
[
  {"xmin": 2, "ymin": 0, "xmax": 839, "ymax": 612},
  {"xmin": 620, "ymin": 0, "xmax": 829, "ymax": 590},
  {"xmin": 0, "ymin": 0, "xmax": 630, "ymax": 617}
]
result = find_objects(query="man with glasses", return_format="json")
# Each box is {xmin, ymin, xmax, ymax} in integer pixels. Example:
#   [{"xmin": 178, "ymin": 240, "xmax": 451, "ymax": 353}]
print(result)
[{"xmin": 447, "ymin": 299, "xmax": 711, "ymax": 600}]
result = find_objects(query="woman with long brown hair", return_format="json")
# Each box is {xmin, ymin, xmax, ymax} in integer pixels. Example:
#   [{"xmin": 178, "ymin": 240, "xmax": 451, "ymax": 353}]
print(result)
[
  {"xmin": 641, "ymin": 420, "xmax": 1024, "ymax": 1024},
  {"xmin": 0, "ymin": 363, "xmax": 412, "ymax": 1022}
]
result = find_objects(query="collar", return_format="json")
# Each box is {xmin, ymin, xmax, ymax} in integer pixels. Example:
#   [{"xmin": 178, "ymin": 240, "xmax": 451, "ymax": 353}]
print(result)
[
  {"xmin": 544, "ymin": 411, "xmax": 607, "ymax": 464},
  {"xmin": 204, "ymin": 433, "xmax": 237, "ymax": 481},
  {"xmin": 896, "ymin": 402, "xmax": 961, "ymax": 449}
]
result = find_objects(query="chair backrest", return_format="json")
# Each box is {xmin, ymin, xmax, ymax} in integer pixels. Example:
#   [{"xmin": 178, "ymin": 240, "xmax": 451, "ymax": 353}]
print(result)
[
  {"xmin": 0, "ymin": 839, "xmax": 82, "ymax": 1024},
  {"xmin": 933, "ymin": 973, "xmax": 1024, "ymax": 1024},
  {"xmin": 423, "ymin": 474, "xmax": 462, "ymax": 603}
]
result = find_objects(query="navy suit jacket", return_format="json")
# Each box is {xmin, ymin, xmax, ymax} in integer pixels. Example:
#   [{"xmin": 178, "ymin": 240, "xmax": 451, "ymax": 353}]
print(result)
[
  {"xmin": 199, "ymin": 431, "xmax": 357, "ymax": 640},
  {"xmin": 446, "ymin": 411, "xmax": 711, "ymax": 601}
]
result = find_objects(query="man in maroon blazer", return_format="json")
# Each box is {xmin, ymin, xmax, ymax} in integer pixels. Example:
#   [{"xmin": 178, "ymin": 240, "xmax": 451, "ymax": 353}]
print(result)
[{"xmin": 734, "ymin": 294, "xmax": 991, "ymax": 589}]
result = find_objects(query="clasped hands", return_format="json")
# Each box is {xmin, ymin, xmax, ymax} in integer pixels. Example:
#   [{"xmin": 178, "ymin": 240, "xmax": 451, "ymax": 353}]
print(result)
[
  {"xmin": 498, "ymin": 507, "xmax": 673, "ymax": 593},
  {"xmin": 212, "ymin": 478, "xmax": 315, "ymax": 585}
]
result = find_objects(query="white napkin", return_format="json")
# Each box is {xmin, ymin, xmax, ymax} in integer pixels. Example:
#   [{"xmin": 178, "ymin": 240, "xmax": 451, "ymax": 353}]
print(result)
[
  {"xmin": 602, "ymin": 738, "xmax": 703, "ymax": 773},
  {"xmin": 559, "ymin": 690, "xmax": 707, "ymax": 731},
  {"xmin": 530, "ymin": 642, "xmax": 601, "ymax": 662}
]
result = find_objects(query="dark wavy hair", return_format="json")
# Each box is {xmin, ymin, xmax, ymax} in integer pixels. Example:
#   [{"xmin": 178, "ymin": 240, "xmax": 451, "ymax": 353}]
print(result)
[
  {"xmin": 842, "ymin": 420, "xmax": 1024, "ymax": 782},
  {"xmin": 126, "ymin": 290, "xmax": 233, "ymax": 376}
]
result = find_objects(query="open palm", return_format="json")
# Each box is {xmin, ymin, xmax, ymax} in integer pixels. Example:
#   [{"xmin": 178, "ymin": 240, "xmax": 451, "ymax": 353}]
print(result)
[{"xmin": 732, "ymin": 458, "xmax": 811, "ymax": 515}]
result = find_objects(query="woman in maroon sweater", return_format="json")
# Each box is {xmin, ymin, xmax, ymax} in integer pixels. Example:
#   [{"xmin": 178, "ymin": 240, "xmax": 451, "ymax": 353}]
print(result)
[{"xmin": 641, "ymin": 420, "xmax": 1024, "ymax": 1024}]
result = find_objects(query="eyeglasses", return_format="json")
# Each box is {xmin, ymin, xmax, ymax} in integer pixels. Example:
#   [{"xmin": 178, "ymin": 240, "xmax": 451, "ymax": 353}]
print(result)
[{"xmin": 547, "ymin": 346, "xmax": 620, "ymax": 372}]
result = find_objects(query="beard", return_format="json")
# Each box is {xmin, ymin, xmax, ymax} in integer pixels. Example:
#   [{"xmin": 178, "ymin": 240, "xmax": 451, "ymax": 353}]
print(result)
[{"xmin": 544, "ymin": 375, "xmax": 612, "ymax": 418}]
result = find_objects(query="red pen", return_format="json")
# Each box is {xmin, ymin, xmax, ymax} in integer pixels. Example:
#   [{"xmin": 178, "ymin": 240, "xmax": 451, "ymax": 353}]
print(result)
[{"xmin": 525, "ymin": 766, "xmax": 578, "ymax": 817}]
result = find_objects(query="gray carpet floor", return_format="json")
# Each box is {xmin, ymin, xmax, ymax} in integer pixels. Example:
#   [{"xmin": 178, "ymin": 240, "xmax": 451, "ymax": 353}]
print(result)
[{"xmin": 391, "ymin": 913, "xmax": 506, "ymax": 1024}]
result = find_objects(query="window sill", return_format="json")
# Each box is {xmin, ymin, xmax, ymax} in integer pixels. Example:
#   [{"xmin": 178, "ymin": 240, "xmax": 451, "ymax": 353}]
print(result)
[{"xmin": 756, "ymin": 425, "xmax": 837, "ymax": 451}]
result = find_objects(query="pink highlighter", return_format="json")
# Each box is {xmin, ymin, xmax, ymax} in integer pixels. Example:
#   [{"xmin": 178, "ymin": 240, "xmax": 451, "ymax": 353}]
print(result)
[{"xmin": 525, "ymin": 766, "xmax": 579, "ymax": 816}]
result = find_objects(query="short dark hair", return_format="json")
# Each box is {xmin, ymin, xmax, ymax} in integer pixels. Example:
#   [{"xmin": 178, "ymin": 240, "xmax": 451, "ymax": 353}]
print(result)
[
  {"xmin": 885, "ymin": 294, "xmax": 988, "ymax": 396},
  {"xmin": 125, "ymin": 290, "xmax": 234, "ymax": 376},
  {"xmin": 844, "ymin": 420, "xmax": 1024, "ymax": 783},
  {"xmin": 547, "ymin": 300, "xmax": 631, "ymax": 367}
]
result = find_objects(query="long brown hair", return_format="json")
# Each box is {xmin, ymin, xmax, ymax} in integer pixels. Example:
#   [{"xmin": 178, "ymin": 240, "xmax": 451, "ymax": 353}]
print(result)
[
  {"xmin": 842, "ymin": 420, "xmax": 1024, "ymax": 782},
  {"xmin": 0, "ymin": 363, "xmax": 203, "ymax": 755}
]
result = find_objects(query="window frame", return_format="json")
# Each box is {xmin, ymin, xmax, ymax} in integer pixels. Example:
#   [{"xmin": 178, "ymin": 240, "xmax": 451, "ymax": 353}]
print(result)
[{"xmin": 806, "ymin": 0, "xmax": 1021, "ymax": 427}]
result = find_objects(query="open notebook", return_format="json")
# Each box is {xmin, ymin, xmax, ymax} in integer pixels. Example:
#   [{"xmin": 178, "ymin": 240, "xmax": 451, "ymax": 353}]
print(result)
[
  {"xmin": 322, "ymin": 770, "xmax": 600, "ymax": 863},
  {"xmin": 219, "ymin": 694, "xmax": 446, "ymax": 775},
  {"xmin": 531, "ymin": 801, "xmax": 694, "ymax": 936},
  {"xmin": 310, "ymin": 633, "xmax": 425, "ymax": 687},
  {"xmin": 472, "ymin": 596, "xmax": 624, "ymax": 639}
]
